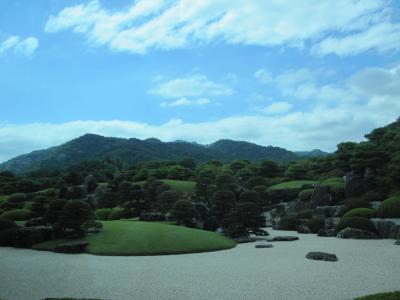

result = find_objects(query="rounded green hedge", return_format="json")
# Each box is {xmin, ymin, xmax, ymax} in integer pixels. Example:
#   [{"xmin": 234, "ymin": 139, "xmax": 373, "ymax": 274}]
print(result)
[
  {"xmin": 0, "ymin": 209, "xmax": 31, "ymax": 221},
  {"xmin": 299, "ymin": 189, "xmax": 313, "ymax": 202},
  {"xmin": 107, "ymin": 207, "xmax": 124, "ymax": 220},
  {"xmin": 377, "ymin": 196, "xmax": 400, "ymax": 218},
  {"xmin": 7, "ymin": 193, "xmax": 26, "ymax": 203},
  {"xmin": 337, "ymin": 216, "xmax": 377, "ymax": 233},
  {"xmin": 343, "ymin": 208, "xmax": 375, "ymax": 219},
  {"xmin": 95, "ymin": 208, "xmax": 112, "ymax": 220},
  {"xmin": 296, "ymin": 209, "xmax": 314, "ymax": 219},
  {"xmin": 279, "ymin": 215, "xmax": 297, "ymax": 230}
]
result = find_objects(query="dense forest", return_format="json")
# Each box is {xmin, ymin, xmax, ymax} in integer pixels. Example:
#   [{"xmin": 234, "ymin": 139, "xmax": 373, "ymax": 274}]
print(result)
[{"xmin": 0, "ymin": 118, "xmax": 399, "ymax": 248}]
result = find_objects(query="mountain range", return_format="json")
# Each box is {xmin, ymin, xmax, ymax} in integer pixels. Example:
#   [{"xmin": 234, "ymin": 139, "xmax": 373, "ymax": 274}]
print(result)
[{"xmin": 0, "ymin": 134, "xmax": 328, "ymax": 173}]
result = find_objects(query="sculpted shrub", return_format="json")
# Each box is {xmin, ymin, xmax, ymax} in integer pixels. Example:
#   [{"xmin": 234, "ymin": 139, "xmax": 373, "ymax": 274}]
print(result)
[
  {"xmin": 0, "ymin": 209, "xmax": 31, "ymax": 221},
  {"xmin": 343, "ymin": 208, "xmax": 375, "ymax": 219},
  {"xmin": 377, "ymin": 196, "xmax": 400, "ymax": 218},
  {"xmin": 299, "ymin": 189, "xmax": 313, "ymax": 202},
  {"xmin": 95, "ymin": 208, "xmax": 112, "ymax": 220}
]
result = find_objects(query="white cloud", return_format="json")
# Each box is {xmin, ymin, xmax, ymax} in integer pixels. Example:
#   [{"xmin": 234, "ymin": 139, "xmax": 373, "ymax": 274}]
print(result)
[
  {"xmin": 44, "ymin": 0, "xmax": 396, "ymax": 56},
  {"xmin": 150, "ymin": 74, "xmax": 231, "ymax": 107},
  {"xmin": 254, "ymin": 69, "xmax": 273, "ymax": 84},
  {"xmin": 0, "ymin": 36, "xmax": 39, "ymax": 57},
  {"xmin": 262, "ymin": 102, "xmax": 292, "ymax": 114},
  {"xmin": 312, "ymin": 22, "xmax": 400, "ymax": 56},
  {"xmin": 160, "ymin": 97, "xmax": 210, "ymax": 107}
]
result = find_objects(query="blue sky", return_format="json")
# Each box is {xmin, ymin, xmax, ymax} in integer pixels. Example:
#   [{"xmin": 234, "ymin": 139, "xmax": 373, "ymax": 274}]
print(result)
[{"xmin": 0, "ymin": 0, "xmax": 400, "ymax": 162}]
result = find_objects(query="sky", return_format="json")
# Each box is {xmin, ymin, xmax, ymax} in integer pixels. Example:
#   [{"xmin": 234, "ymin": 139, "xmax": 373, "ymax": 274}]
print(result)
[{"xmin": 0, "ymin": 0, "xmax": 400, "ymax": 162}]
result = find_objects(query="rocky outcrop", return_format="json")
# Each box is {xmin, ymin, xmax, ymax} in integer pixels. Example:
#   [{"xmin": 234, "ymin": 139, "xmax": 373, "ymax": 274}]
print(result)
[
  {"xmin": 324, "ymin": 217, "xmax": 341, "ymax": 230},
  {"xmin": 268, "ymin": 236, "xmax": 299, "ymax": 242},
  {"xmin": 315, "ymin": 206, "xmax": 345, "ymax": 218},
  {"xmin": 297, "ymin": 224, "xmax": 311, "ymax": 234},
  {"xmin": 309, "ymin": 185, "xmax": 332, "ymax": 208},
  {"xmin": 370, "ymin": 218, "xmax": 400, "ymax": 239},
  {"xmin": 306, "ymin": 252, "xmax": 338, "ymax": 262},
  {"xmin": 55, "ymin": 241, "xmax": 89, "ymax": 253},
  {"xmin": 337, "ymin": 228, "xmax": 379, "ymax": 239},
  {"xmin": 255, "ymin": 243, "xmax": 273, "ymax": 248}
]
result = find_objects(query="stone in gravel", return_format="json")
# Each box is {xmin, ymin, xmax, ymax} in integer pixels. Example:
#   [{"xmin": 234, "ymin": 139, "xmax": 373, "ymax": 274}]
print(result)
[
  {"xmin": 234, "ymin": 237, "xmax": 257, "ymax": 243},
  {"xmin": 255, "ymin": 243, "xmax": 273, "ymax": 248},
  {"xmin": 336, "ymin": 228, "xmax": 379, "ymax": 239},
  {"xmin": 297, "ymin": 224, "xmax": 311, "ymax": 234},
  {"xmin": 55, "ymin": 241, "xmax": 89, "ymax": 253},
  {"xmin": 306, "ymin": 251, "xmax": 338, "ymax": 262},
  {"xmin": 268, "ymin": 236, "xmax": 299, "ymax": 242},
  {"xmin": 395, "ymin": 240, "xmax": 400, "ymax": 245}
]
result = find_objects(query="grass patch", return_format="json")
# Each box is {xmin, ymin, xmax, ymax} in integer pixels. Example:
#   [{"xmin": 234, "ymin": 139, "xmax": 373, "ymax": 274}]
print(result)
[
  {"xmin": 33, "ymin": 221, "xmax": 235, "ymax": 256},
  {"xmin": 353, "ymin": 291, "xmax": 400, "ymax": 300},
  {"xmin": 135, "ymin": 179, "xmax": 196, "ymax": 194},
  {"xmin": 0, "ymin": 195, "xmax": 8, "ymax": 202},
  {"xmin": 269, "ymin": 180, "xmax": 317, "ymax": 190}
]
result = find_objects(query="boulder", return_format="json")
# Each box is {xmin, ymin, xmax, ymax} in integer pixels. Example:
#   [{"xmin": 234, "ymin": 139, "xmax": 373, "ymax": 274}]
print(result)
[
  {"xmin": 268, "ymin": 236, "xmax": 299, "ymax": 242},
  {"xmin": 370, "ymin": 218, "xmax": 400, "ymax": 239},
  {"xmin": 337, "ymin": 227, "xmax": 379, "ymax": 239},
  {"xmin": 395, "ymin": 240, "xmax": 400, "ymax": 245},
  {"xmin": 309, "ymin": 185, "xmax": 332, "ymax": 208},
  {"xmin": 255, "ymin": 243, "xmax": 273, "ymax": 248},
  {"xmin": 324, "ymin": 217, "xmax": 341, "ymax": 230},
  {"xmin": 55, "ymin": 241, "xmax": 89, "ymax": 253},
  {"xmin": 234, "ymin": 236, "xmax": 256, "ymax": 243},
  {"xmin": 297, "ymin": 224, "xmax": 311, "ymax": 234},
  {"xmin": 317, "ymin": 229, "xmax": 337, "ymax": 237},
  {"xmin": 315, "ymin": 206, "xmax": 346, "ymax": 218},
  {"xmin": 345, "ymin": 173, "xmax": 365, "ymax": 197},
  {"xmin": 306, "ymin": 251, "xmax": 338, "ymax": 262}
]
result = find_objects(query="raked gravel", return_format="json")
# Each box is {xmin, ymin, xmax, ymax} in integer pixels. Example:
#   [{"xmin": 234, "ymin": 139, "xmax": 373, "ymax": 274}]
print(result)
[{"xmin": 0, "ymin": 230, "xmax": 399, "ymax": 300}]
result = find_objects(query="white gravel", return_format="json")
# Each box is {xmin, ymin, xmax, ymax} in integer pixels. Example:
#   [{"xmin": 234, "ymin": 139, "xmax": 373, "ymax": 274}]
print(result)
[{"xmin": 0, "ymin": 230, "xmax": 399, "ymax": 300}]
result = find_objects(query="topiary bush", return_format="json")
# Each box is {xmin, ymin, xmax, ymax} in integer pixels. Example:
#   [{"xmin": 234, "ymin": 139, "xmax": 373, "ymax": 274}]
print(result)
[
  {"xmin": 299, "ymin": 189, "xmax": 313, "ymax": 202},
  {"xmin": 376, "ymin": 196, "xmax": 400, "ymax": 218},
  {"xmin": 0, "ymin": 209, "xmax": 31, "ymax": 221},
  {"xmin": 7, "ymin": 193, "xmax": 26, "ymax": 203},
  {"xmin": 343, "ymin": 208, "xmax": 375, "ymax": 219},
  {"xmin": 107, "ymin": 207, "xmax": 124, "ymax": 220},
  {"xmin": 305, "ymin": 217, "xmax": 325, "ymax": 233},
  {"xmin": 345, "ymin": 197, "xmax": 371, "ymax": 211},
  {"xmin": 279, "ymin": 215, "xmax": 297, "ymax": 230},
  {"xmin": 95, "ymin": 208, "xmax": 112, "ymax": 220},
  {"xmin": 296, "ymin": 209, "xmax": 314, "ymax": 219},
  {"xmin": 337, "ymin": 216, "xmax": 377, "ymax": 233}
]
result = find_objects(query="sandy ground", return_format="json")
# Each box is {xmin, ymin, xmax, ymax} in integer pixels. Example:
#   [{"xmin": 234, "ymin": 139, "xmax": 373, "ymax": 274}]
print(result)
[{"xmin": 0, "ymin": 230, "xmax": 399, "ymax": 300}]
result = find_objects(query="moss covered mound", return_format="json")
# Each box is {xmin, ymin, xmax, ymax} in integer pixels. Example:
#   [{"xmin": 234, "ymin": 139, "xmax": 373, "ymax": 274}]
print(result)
[
  {"xmin": 33, "ymin": 221, "xmax": 236, "ymax": 256},
  {"xmin": 377, "ymin": 196, "xmax": 400, "ymax": 218},
  {"xmin": 343, "ymin": 208, "xmax": 375, "ymax": 219},
  {"xmin": 269, "ymin": 180, "xmax": 316, "ymax": 190}
]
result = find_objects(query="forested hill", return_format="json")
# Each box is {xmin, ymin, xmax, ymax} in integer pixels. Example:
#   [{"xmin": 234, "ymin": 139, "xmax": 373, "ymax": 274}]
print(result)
[{"xmin": 0, "ymin": 134, "xmax": 326, "ymax": 173}]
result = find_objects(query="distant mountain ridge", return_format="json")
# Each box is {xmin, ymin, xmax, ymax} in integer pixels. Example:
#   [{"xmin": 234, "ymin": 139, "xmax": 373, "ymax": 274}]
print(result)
[{"xmin": 0, "ymin": 134, "xmax": 328, "ymax": 173}]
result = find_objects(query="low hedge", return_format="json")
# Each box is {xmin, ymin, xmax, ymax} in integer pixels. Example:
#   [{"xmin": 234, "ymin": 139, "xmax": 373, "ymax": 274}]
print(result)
[
  {"xmin": 95, "ymin": 208, "xmax": 112, "ymax": 221},
  {"xmin": 296, "ymin": 209, "xmax": 314, "ymax": 219},
  {"xmin": 377, "ymin": 196, "xmax": 400, "ymax": 218},
  {"xmin": 0, "ymin": 209, "xmax": 31, "ymax": 221},
  {"xmin": 7, "ymin": 193, "xmax": 26, "ymax": 203},
  {"xmin": 343, "ymin": 208, "xmax": 375, "ymax": 219},
  {"xmin": 345, "ymin": 197, "xmax": 371, "ymax": 211},
  {"xmin": 337, "ymin": 216, "xmax": 377, "ymax": 234},
  {"xmin": 299, "ymin": 189, "xmax": 313, "ymax": 202},
  {"xmin": 279, "ymin": 215, "xmax": 297, "ymax": 230},
  {"xmin": 107, "ymin": 207, "xmax": 124, "ymax": 220}
]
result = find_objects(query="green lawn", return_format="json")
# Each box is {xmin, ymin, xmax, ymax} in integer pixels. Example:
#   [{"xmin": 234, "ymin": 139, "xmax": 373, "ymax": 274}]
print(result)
[
  {"xmin": 268, "ymin": 180, "xmax": 317, "ymax": 190},
  {"xmin": 353, "ymin": 292, "xmax": 400, "ymax": 300},
  {"xmin": 33, "ymin": 221, "xmax": 235, "ymax": 256},
  {"xmin": 135, "ymin": 179, "xmax": 196, "ymax": 194}
]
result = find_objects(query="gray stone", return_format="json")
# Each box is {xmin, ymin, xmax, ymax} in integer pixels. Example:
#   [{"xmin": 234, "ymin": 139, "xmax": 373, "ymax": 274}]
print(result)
[
  {"xmin": 310, "ymin": 185, "xmax": 332, "ymax": 208},
  {"xmin": 324, "ymin": 217, "xmax": 341, "ymax": 229},
  {"xmin": 395, "ymin": 240, "xmax": 400, "ymax": 245},
  {"xmin": 255, "ymin": 243, "xmax": 273, "ymax": 248},
  {"xmin": 268, "ymin": 236, "xmax": 299, "ymax": 242},
  {"xmin": 337, "ymin": 228, "xmax": 379, "ymax": 239},
  {"xmin": 234, "ymin": 237, "xmax": 256, "ymax": 243},
  {"xmin": 55, "ymin": 241, "xmax": 89, "ymax": 253},
  {"xmin": 306, "ymin": 251, "xmax": 338, "ymax": 262},
  {"xmin": 317, "ymin": 229, "xmax": 337, "ymax": 237},
  {"xmin": 370, "ymin": 218, "xmax": 400, "ymax": 239},
  {"xmin": 297, "ymin": 224, "xmax": 311, "ymax": 234},
  {"xmin": 315, "ymin": 206, "xmax": 345, "ymax": 218}
]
